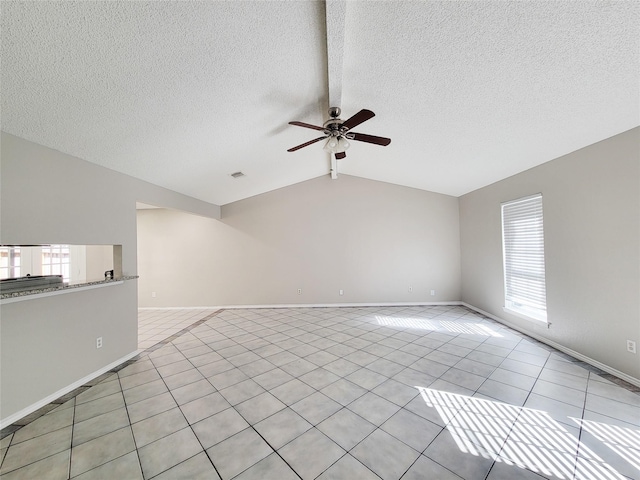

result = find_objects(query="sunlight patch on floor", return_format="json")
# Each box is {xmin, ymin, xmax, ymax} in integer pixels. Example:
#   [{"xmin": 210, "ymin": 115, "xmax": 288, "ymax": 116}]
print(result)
[
  {"xmin": 417, "ymin": 387, "xmax": 625, "ymax": 480},
  {"xmin": 573, "ymin": 418, "xmax": 640, "ymax": 472},
  {"xmin": 376, "ymin": 316, "xmax": 503, "ymax": 337}
]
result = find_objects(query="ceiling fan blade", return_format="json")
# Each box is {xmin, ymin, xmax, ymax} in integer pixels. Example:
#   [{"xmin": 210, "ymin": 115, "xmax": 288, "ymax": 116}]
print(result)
[
  {"xmin": 289, "ymin": 121, "xmax": 326, "ymax": 131},
  {"xmin": 335, "ymin": 152, "xmax": 346, "ymax": 160},
  {"xmin": 287, "ymin": 136, "xmax": 326, "ymax": 152},
  {"xmin": 341, "ymin": 109, "xmax": 375, "ymax": 131},
  {"xmin": 350, "ymin": 132, "xmax": 391, "ymax": 146}
]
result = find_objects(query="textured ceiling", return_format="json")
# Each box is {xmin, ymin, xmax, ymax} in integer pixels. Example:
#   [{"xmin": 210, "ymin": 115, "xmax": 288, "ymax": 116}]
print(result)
[{"xmin": 2, "ymin": 1, "xmax": 638, "ymax": 206}]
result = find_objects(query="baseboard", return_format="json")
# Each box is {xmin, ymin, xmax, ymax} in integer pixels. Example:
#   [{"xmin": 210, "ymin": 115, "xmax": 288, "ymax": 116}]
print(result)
[
  {"xmin": 139, "ymin": 301, "xmax": 463, "ymax": 310},
  {"xmin": 0, "ymin": 349, "xmax": 141, "ymax": 429},
  {"xmin": 462, "ymin": 302, "xmax": 640, "ymax": 388}
]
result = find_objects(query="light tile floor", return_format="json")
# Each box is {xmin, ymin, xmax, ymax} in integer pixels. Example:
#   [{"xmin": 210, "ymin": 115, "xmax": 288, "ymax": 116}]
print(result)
[
  {"xmin": 1, "ymin": 306, "xmax": 639, "ymax": 479},
  {"xmin": 138, "ymin": 308, "xmax": 219, "ymax": 350}
]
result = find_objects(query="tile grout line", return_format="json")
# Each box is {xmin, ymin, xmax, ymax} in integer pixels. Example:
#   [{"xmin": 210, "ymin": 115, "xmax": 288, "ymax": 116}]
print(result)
[
  {"xmin": 67, "ymin": 396, "xmax": 76, "ymax": 479},
  {"xmin": 572, "ymin": 370, "xmax": 598, "ymax": 480},
  {"xmin": 116, "ymin": 369, "xmax": 144, "ymax": 480},
  {"xmin": 481, "ymin": 341, "xmax": 554, "ymax": 480}
]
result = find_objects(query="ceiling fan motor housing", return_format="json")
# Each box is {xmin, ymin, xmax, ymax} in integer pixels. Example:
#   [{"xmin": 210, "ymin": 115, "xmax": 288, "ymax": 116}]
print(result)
[
  {"xmin": 324, "ymin": 107, "xmax": 344, "ymax": 135},
  {"xmin": 323, "ymin": 120, "xmax": 342, "ymax": 135}
]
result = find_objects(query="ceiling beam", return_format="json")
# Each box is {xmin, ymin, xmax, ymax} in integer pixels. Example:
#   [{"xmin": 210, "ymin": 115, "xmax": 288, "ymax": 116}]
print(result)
[{"xmin": 325, "ymin": 0, "xmax": 346, "ymax": 110}]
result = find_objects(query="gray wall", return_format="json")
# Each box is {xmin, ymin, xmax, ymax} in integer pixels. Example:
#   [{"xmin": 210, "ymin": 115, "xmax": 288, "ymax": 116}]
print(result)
[
  {"xmin": 0, "ymin": 132, "xmax": 220, "ymax": 421},
  {"xmin": 460, "ymin": 127, "xmax": 640, "ymax": 381},
  {"xmin": 1, "ymin": 286, "xmax": 137, "ymax": 419},
  {"xmin": 137, "ymin": 174, "xmax": 461, "ymax": 307}
]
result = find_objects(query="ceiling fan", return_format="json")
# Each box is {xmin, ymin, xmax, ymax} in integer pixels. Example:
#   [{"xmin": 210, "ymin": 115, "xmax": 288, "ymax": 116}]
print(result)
[{"xmin": 287, "ymin": 107, "xmax": 391, "ymax": 159}]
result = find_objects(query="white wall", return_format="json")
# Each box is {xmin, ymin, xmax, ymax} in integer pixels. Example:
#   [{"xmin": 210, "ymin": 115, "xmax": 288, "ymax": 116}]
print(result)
[
  {"xmin": 0, "ymin": 132, "xmax": 220, "ymax": 422},
  {"xmin": 459, "ymin": 127, "xmax": 640, "ymax": 382},
  {"xmin": 137, "ymin": 174, "xmax": 461, "ymax": 307}
]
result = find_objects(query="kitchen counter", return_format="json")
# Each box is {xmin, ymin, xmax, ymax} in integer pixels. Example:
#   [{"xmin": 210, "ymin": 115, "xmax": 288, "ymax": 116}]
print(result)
[{"xmin": 0, "ymin": 276, "xmax": 138, "ymax": 303}]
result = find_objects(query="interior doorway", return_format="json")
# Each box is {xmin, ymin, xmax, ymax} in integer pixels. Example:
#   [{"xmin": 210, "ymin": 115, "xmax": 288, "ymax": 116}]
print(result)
[{"xmin": 135, "ymin": 202, "xmax": 216, "ymax": 349}]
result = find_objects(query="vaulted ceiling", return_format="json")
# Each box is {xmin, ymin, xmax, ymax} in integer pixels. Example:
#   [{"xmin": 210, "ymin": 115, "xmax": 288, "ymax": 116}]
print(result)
[{"xmin": 2, "ymin": 1, "xmax": 638, "ymax": 205}]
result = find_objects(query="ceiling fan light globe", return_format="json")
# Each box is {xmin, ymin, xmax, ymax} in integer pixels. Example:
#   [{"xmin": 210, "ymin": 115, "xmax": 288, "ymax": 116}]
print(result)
[
  {"xmin": 324, "ymin": 138, "xmax": 339, "ymax": 152},
  {"xmin": 324, "ymin": 137, "xmax": 350, "ymax": 154}
]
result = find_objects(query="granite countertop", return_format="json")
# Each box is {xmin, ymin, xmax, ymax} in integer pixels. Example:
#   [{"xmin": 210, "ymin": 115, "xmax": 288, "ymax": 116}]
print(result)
[{"xmin": 0, "ymin": 275, "xmax": 139, "ymax": 300}]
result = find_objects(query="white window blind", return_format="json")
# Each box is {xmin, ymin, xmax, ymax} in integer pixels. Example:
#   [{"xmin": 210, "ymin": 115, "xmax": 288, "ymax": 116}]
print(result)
[{"xmin": 502, "ymin": 194, "xmax": 547, "ymax": 322}]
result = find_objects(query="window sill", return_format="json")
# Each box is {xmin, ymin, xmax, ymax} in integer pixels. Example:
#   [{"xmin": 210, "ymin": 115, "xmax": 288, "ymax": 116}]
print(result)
[{"xmin": 503, "ymin": 306, "xmax": 548, "ymax": 325}]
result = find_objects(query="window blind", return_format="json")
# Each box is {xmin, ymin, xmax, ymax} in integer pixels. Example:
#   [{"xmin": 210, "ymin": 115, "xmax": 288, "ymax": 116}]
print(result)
[{"xmin": 502, "ymin": 194, "xmax": 547, "ymax": 322}]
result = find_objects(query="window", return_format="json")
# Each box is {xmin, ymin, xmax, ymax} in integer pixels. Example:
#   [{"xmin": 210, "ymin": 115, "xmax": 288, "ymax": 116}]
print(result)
[
  {"xmin": 42, "ymin": 245, "xmax": 70, "ymax": 282},
  {"xmin": 0, "ymin": 246, "xmax": 21, "ymax": 279},
  {"xmin": 502, "ymin": 194, "xmax": 547, "ymax": 322},
  {"xmin": 0, "ymin": 244, "xmax": 117, "ymax": 285}
]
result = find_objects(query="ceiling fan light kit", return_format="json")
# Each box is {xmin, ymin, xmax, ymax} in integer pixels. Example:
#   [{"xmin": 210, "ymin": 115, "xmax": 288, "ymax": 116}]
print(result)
[{"xmin": 323, "ymin": 136, "xmax": 350, "ymax": 154}]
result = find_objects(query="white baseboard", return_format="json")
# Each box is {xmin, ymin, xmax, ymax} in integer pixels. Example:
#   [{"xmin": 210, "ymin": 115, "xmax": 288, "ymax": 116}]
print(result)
[
  {"xmin": 138, "ymin": 306, "xmax": 222, "ymax": 310},
  {"xmin": 462, "ymin": 302, "xmax": 640, "ymax": 388},
  {"xmin": 1, "ymin": 350, "xmax": 141, "ymax": 430},
  {"xmin": 139, "ymin": 301, "xmax": 463, "ymax": 310}
]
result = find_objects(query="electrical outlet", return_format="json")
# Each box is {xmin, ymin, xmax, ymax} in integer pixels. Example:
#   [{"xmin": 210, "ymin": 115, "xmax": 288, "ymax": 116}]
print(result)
[
  {"xmin": 339, "ymin": 289, "xmax": 344, "ymax": 296},
  {"xmin": 151, "ymin": 291, "xmax": 156, "ymax": 298},
  {"xmin": 297, "ymin": 288, "xmax": 302, "ymax": 295},
  {"xmin": 430, "ymin": 290, "xmax": 435, "ymax": 296},
  {"xmin": 408, "ymin": 286, "xmax": 413, "ymax": 293},
  {"xmin": 627, "ymin": 340, "xmax": 636, "ymax": 354},
  {"xmin": 96, "ymin": 337, "xmax": 103, "ymax": 349}
]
